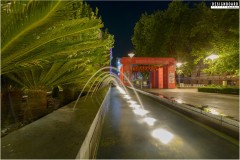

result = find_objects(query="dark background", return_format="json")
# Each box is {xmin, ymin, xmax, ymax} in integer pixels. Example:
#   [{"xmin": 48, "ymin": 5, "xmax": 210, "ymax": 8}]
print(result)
[{"xmin": 87, "ymin": 0, "xmax": 211, "ymax": 67}]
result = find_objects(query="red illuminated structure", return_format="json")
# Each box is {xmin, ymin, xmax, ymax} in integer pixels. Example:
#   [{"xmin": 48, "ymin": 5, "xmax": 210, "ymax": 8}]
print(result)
[{"xmin": 120, "ymin": 57, "xmax": 176, "ymax": 89}]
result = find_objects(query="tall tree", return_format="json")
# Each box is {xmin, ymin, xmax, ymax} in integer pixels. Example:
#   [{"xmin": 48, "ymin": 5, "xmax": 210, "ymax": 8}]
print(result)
[{"xmin": 132, "ymin": 1, "xmax": 239, "ymax": 76}]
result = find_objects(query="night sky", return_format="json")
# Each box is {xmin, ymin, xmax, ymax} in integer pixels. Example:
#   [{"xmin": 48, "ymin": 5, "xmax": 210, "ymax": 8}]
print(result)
[{"xmin": 87, "ymin": 1, "xmax": 211, "ymax": 66}]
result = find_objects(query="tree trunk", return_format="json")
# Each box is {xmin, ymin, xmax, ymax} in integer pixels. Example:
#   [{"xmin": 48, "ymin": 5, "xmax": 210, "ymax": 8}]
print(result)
[
  {"xmin": 27, "ymin": 90, "xmax": 47, "ymax": 120},
  {"xmin": 62, "ymin": 87, "xmax": 75, "ymax": 105},
  {"xmin": 1, "ymin": 89, "xmax": 23, "ymax": 127}
]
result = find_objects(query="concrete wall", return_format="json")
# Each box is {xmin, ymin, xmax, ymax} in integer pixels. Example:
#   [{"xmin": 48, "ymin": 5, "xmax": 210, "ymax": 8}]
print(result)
[{"xmin": 76, "ymin": 88, "xmax": 111, "ymax": 159}]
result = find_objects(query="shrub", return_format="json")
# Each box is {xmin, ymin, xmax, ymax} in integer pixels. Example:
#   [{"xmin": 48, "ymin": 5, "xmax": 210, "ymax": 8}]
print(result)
[{"xmin": 198, "ymin": 86, "xmax": 239, "ymax": 95}]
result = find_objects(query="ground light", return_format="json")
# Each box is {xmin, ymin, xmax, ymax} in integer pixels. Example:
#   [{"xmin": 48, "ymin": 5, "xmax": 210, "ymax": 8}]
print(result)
[
  {"xmin": 133, "ymin": 108, "xmax": 149, "ymax": 116},
  {"xmin": 116, "ymin": 86, "xmax": 126, "ymax": 94},
  {"xmin": 123, "ymin": 95, "xmax": 131, "ymax": 99},
  {"xmin": 151, "ymin": 128, "xmax": 174, "ymax": 144},
  {"xmin": 143, "ymin": 117, "xmax": 156, "ymax": 126},
  {"xmin": 127, "ymin": 100, "xmax": 137, "ymax": 104},
  {"xmin": 129, "ymin": 104, "xmax": 141, "ymax": 109},
  {"xmin": 209, "ymin": 108, "xmax": 219, "ymax": 115},
  {"xmin": 176, "ymin": 99, "xmax": 183, "ymax": 104}
]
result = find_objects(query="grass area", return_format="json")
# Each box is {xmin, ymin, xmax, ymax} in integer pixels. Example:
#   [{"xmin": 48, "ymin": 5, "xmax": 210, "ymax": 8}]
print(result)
[{"xmin": 198, "ymin": 85, "xmax": 239, "ymax": 95}]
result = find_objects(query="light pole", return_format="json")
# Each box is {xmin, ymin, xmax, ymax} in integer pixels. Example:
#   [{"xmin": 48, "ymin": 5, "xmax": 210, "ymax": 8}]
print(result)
[
  {"xmin": 206, "ymin": 54, "xmax": 219, "ymax": 60},
  {"xmin": 128, "ymin": 52, "xmax": 135, "ymax": 84},
  {"xmin": 205, "ymin": 54, "xmax": 219, "ymax": 85},
  {"xmin": 176, "ymin": 62, "xmax": 183, "ymax": 86}
]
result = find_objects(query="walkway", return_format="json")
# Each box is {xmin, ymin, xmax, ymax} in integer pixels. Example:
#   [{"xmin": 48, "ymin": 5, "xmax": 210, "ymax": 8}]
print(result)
[
  {"xmin": 97, "ymin": 88, "xmax": 239, "ymax": 159},
  {"xmin": 143, "ymin": 88, "xmax": 239, "ymax": 120}
]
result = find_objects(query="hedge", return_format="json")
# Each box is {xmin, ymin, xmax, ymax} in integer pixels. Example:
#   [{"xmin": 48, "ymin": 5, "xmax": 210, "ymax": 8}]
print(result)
[{"xmin": 198, "ymin": 86, "xmax": 239, "ymax": 95}]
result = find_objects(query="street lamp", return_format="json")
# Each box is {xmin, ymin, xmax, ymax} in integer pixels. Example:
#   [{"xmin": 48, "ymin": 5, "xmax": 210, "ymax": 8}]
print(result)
[
  {"xmin": 206, "ymin": 54, "xmax": 219, "ymax": 60},
  {"xmin": 128, "ymin": 52, "xmax": 135, "ymax": 84},
  {"xmin": 176, "ymin": 62, "xmax": 183, "ymax": 86},
  {"xmin": 205, "ymin": 54, "xmax": 220, "ymax": 85},
  {"xmin": 176, "ymin": 62, "xmax": 183, "ymax": 68}
]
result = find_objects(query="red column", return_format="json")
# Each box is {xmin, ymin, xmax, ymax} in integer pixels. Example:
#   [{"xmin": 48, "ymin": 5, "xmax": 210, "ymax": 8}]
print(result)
[
  {"xmin": 151, "ymin": 70, "xmax": 155, "ymax": 88},
  {"xmin": 154, "ymin": 70, "xmax": 157, "ymax": 88},
  {"xmin": 168, "ymin": 65, "xmax": 176, "ymax": 88},
  {"xmin": 158, "ymin": 68, "xmax": 163, "ymax": 88},
  {"xmin": 120, "ymin": 66, "xmax": 124, "ymax": 82},
  {"xmin": 163, "ymin": 65, "xmax": 176, "ymax": 89},
  {"xmin": 163, "ymin": 65, "xmax": 168, "ymax": 88}
]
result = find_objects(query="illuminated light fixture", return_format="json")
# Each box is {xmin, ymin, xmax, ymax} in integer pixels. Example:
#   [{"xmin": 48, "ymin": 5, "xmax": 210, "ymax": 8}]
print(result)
[
  {"xmin": 209, "ymin": 108, "xmax": 219, "ymax": 115},
  {"xmin": 151, "ymin": 129, "xmax": 174, "ymax": 144},
  {"xmin": 128, "ymin": 53, "xmax": 135, "ymax": 58},
  {"xmin": 133, "ymin": 108, "xmax": 149, "ymax": 116},
  {"xmin": 176, "ymin": 99, "xmax": 183, "ymax": 104},
  {"xmin": 123, "ymin": 95, "xmax": 131, "ymax": 99},
  {"xmin": 176, "ymin": 62, "xmax": 182, "ymax": 67},
  {"xmin": 206, "ymin": 54, "xmax": 219, "ymax": 60},
  {"xmin": 129, "ymin": 104, "xmax": 141, "ymax": 109},
  {"xmin": 143, "ymin": 117, "xmax": 156, "ymax": 126},
  {"xmin": 116, "ymin": 86, "xmax": 126, "ymax": 95},
  {"xmin": 127, "ymin": 100, "xmax": 137, "ymax": 104}
]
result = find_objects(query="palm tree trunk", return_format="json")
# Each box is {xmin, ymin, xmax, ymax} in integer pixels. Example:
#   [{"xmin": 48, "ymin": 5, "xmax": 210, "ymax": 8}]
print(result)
[
  {"xmin": 27, "ymin": 89, "xmax": 47, "ymax": 120},
  {"xmin": 62, "ymin": 87, "xmax": 75, "ymax": 105},
  {"xmin": 1, "ymin": 89, "xmax": 23, "ymax": 127}
]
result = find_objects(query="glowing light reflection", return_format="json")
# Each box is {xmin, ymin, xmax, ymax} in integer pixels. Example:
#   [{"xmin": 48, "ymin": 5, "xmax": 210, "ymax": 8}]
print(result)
[
  {"xmin": 116, "ymin": 86, "xmax": 126, "ymax": 95},
  {"xmin": 151, "ymin": 129, "xmax": 174, "ymax": 144},
  {"xmin": 133, "ymin": 108, "xmax": 149, "ymax": 116},
  {"xmin": 123, "ymin": 95, "xmax": 131, "ymax": 99},
  {"xmin": 209, "ymin": 108, "xmax": 219, "ymax": 115},
  {"xmin": 127, "ymin": 100, "xmax": 137, "ymax": 104},
  {"xmin": 143, "ymin": 117, "xmax": 156, "ymax": 126},
  {"xmin": 176, "ymin": 99, "xmax": 183, "ymax": 104},
  {"xmin": 129, "ymin": 104, "xmax": 141, "ymax": 108}
]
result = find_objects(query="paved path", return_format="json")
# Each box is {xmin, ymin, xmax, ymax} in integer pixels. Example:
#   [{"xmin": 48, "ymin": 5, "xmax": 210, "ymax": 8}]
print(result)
[
  {"xmin": 97, "ymin": 88, "xmax": 239, "ymax": 159},
  {"xmin": 143, "ymin": 88, "xmax": 239, "ymax": 121}
]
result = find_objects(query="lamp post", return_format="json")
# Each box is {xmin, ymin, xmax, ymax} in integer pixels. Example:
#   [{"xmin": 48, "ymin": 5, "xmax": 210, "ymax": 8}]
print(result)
[
  {"xmin": 205, "ymin": 54, "xmax": 219, "ymax": 85},
  {"xmin": 128, "ymin": 52, "xmax": 135, "ymax": 84},
  {"xmin": 206, "ymin": 54, "xmax": 219, "ymax": 60},
  {"xmin": 176, "ymin": 62, "xmax": 183, "ymax": 86}
]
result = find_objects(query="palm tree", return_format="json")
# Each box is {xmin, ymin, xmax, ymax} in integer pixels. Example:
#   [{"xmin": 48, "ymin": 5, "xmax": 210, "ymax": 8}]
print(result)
[
  {"xmin": 1, "ymin": 0, "xmax": 114, "ymax": 120},
  {"xmin": 1, "ymin": 0, "xmax": 104, "ymax": 74}
]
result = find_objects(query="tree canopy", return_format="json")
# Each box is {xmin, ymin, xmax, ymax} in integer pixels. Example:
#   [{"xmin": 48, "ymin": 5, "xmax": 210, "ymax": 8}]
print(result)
[{"xmin": 132, "ymin": 1, "xmax": 239, "ymax": 76}]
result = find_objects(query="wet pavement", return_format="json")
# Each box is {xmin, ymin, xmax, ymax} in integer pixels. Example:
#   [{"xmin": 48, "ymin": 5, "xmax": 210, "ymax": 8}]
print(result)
[
  {"xmin": 143, "ymin": 88, "xmax": 239, "ymax": 120},
  {"xmin": 97, "ymin": 88, "xmax": 239, "ymax": 159}
]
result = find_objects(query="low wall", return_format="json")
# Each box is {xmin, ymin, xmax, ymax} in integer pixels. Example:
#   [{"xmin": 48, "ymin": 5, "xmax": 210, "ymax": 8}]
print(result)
[{"xmin": 76, "ymin": 87, "xmax": 111, "ymax": 159}]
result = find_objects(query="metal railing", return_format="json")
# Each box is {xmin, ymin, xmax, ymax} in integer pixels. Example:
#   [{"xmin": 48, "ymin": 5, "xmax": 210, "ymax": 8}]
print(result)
[{"xmin": 179, "ymin": 83, "xmax": 206, "ymax": 87}]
